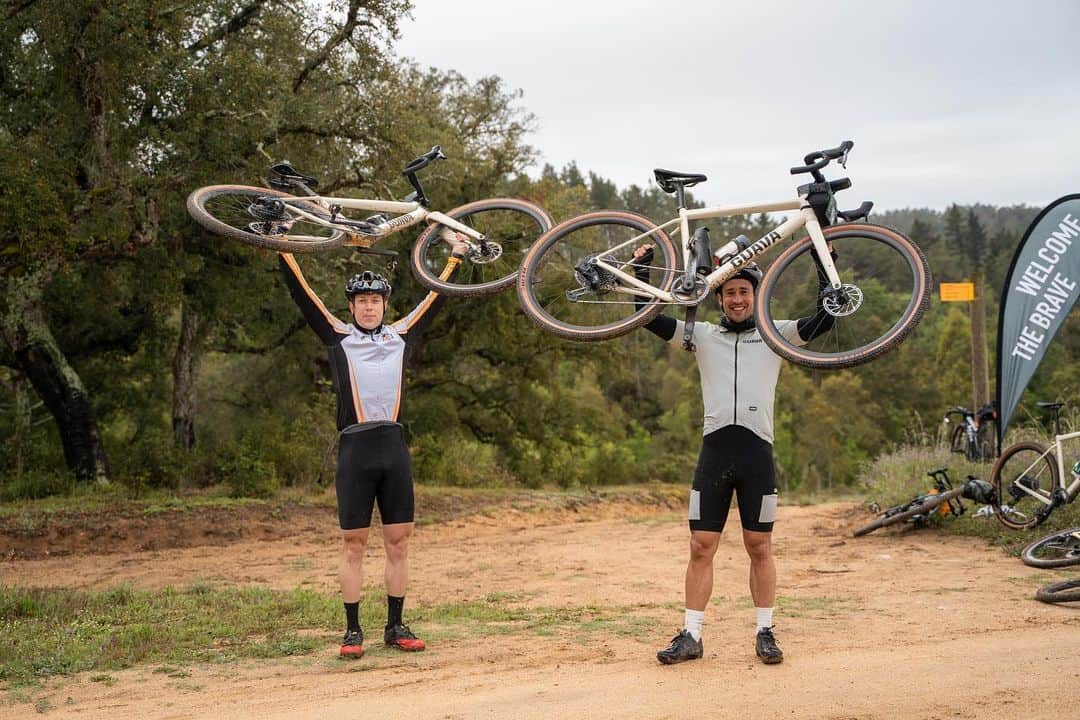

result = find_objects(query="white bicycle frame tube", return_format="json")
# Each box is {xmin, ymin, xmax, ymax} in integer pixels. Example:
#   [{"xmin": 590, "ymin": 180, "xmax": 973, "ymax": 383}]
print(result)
[
  {"xmin": 592, "ymin": 196, "xmax": 843, "ymax": 303},
  {"xmin": 1012, "ymin": 431, "xmax": 1080, "ymax": 505},
  {"xmin": 277, "ymin": 196, "xmax": 487, "ymax": 244}
]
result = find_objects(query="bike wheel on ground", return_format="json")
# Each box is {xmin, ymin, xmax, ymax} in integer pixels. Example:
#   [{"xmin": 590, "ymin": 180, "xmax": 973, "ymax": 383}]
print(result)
[
  {"xmin": 517, "ymin": 211, "xmax": 680, "ymax": 341},
  {"xmin": 851, "ymin": 489, "xmax": 960, "ymax": 537},
  {"xmin": 187, "ymin": 185, "xmax": 344, "ymax": 252},
  {"xmin": 755, "ymin": 223, "xmax": 931, "ymax": 369},
  {"xmin": 1021, "ymin": 527, "xmax": 1080, "ymax": 568},
  {"xmin": 1035, "ymin": 578, "xmax": 1080, "ymax": 604},
  {"xmin": 990, "ymin": 442, "xmax": 1058, "ymax": 530},
  {"xmin": 411, "ymin": 198, "xmax": 553, "ymax": 297}
]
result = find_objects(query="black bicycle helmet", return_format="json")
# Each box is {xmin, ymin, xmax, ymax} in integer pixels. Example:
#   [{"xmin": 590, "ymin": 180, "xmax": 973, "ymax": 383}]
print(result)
[
  {"xmin": 345, "ymin": 270, "xmax": 392, "ymax": 299},
  {"xmin": 719, "ymin": 262, "xmax": 762, "ymax": 291}
]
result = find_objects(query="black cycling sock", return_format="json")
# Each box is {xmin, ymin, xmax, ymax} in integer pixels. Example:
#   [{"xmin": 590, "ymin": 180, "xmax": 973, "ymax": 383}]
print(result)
[
  {"xmin": 344, "ymin": 601, "xmax": 361, "ymax": 632},
  {"xmin": 387, "ymin": 595, "xmax": 404, "ymax": 628}
]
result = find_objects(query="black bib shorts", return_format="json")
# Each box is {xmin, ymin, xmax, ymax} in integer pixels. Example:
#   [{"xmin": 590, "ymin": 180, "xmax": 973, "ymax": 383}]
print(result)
[
  {"xmin": 336, "ymin": 422, "xmax": 414, "ymax": 530},
  {"xmin": 688, "ymin": 425, "xmax": 779, "ymax": 534}
]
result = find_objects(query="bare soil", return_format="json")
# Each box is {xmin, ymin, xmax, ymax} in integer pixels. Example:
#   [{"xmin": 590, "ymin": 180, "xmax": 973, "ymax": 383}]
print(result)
[{"xmin": 2, "ymin": 491, "xmax": 1077, "ymax": 719}]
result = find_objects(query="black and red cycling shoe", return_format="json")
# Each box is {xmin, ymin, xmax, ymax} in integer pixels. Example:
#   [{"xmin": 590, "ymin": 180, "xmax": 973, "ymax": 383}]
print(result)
[
  {"xmin": 384, "ymin": 623, "xmax": 426, "ymax": 651},
  {"xmin": 339, "ymin": 628, "xmax": 365, "ymax": 658}
]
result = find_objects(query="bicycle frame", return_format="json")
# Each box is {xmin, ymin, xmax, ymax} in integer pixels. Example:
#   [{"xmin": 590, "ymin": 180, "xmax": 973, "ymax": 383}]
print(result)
[
  {"xmin": 1011, "ymin": 430, "xmax": 1080, "ymax": 506},
  {"xmin": 587, "ymin": 197, "xmax": 844, "ymax": 305},
  {"xmin": 274, "ymin": 195, "xmax": 484, "ymax": 246}
]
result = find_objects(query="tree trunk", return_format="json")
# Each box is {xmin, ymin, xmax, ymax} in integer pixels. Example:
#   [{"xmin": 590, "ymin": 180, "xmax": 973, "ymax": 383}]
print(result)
[
  {"xmin": 171, "ymin": 296, "xmax": 201, "ymax": 449},
  {"xmin": 1, "ymin": 270, "xmax": 109, "ymax": 483},
  {"xmin": 970, "ymin": 271, "xmax": 990, "ymax": 410}
]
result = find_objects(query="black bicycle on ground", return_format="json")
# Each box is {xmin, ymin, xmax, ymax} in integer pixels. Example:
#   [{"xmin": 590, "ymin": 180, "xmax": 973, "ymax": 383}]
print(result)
[{"xmin": 853, "ymin": 468, "xmax": 994, "ymax": 537}]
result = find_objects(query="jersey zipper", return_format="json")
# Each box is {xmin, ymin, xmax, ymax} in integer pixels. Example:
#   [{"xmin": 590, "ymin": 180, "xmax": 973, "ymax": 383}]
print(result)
[{"xmin": 733, "ymin": 332, "xmax": 740, "ymax": 426}]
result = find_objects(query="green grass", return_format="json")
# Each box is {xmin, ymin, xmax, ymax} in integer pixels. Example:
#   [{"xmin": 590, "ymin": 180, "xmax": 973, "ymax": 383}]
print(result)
[{"xmin": 0, "ymin": 583, "xmax": 669, "ymax": 688}]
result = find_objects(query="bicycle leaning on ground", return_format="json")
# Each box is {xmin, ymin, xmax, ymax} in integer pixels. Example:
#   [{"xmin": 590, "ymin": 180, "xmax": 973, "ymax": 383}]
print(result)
[
  {"xmin": 187, "ymin": 146, "xmax": 553, "ymax": 297},
  {"xmin": 517, "ymin": 140, "xmax": 931, "ymax": 369},
  {"xmin": 852, "ymin": 468, "xmax": 994, "ymax": 537},
  {"xmin": 1021, "ymin": 525, "xmax": 1080, "ymax": 604},
  {"xmin": 944, "ymin": 401, "xmax": 998, "ymax": 462},
  {"xmin": 990, "ymin": 401, "xmax": 1080, "ymax": 530}
]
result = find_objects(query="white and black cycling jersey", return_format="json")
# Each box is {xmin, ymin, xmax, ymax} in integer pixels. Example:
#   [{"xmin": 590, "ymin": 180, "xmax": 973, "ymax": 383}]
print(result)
[
  {"xmin": 664, "ymin": 319, "xmax": 803, "ymax": 443},
  {"xmin": 279, "ymin": 253, "xmax": 458, "ymax": 430}
]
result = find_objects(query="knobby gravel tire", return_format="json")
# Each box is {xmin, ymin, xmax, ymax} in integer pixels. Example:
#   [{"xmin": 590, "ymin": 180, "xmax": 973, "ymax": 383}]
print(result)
[
  {"xmin": 411, "ymin": 198, "xmax": 554, "ymax": 297},
  {"xmin": 756, "ymin": 223, "xmax": 931, "ymax": 369},
  {"xmin": 1035, "ymin": 578, "xmax": 1080, "ymax": 604},
  {"xmin": 1021, "ymin": 527, "xmax": 1080, "ymax": 568},
  {"xmin": 517, "ymin": 211, "xmax": 680, "ymax": 342},
  {"xmin": 990, "ymin": 441, "xmax": 1059, "ymax": 530},
  {"xmin": 187, "ymin": 185, "xmax": 345, "ymax": 253}
]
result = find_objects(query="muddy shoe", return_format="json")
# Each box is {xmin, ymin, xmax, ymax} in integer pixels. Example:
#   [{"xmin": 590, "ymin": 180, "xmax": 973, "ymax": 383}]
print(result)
[
  {"xmin": 384, "ymin": 623, "xmax": 426, "ymax": 651},
  {"xmin": 755, "ymin": 626, "xmax": 783, "ymax": 664},
  {"xmin": 340, "ymin": 628, "xmax": 364, "ymax": 658},
  {"xmin": 656, "ymin": 630, "xmax": 703, "ymax": 665}
]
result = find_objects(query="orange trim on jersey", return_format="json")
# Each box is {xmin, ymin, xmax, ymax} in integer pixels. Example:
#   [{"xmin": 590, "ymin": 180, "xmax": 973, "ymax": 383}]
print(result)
[
  {"xmin": 281, "ymin": 253, "xmax": 349, "ymax": 334},
  {"xmin": 398, "ymin": 257, "xmax": 461, "ymax": 333},
  {"xmin": 343, "ymin": 351, "xmax": 365, "ymax": 423}
]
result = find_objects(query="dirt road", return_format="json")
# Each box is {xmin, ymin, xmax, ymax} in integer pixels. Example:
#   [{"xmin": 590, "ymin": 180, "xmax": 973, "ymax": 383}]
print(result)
[{"xmin": 2, "ymin": 498, "xmax": 1077, "ymax": 719}]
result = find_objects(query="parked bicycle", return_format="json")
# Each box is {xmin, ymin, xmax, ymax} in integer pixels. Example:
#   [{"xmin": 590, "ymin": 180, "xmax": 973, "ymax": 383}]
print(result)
[
  {"xmin": 517, "ymin": 140, "xmax": 931, "ymax": 369},
  {"xmin": 853, "ymin": 468, "xmax": 994, "ymax": 537},
  {"xmin": 944, "ymin": 401, "xmax": 998, "ymax": 462},
  {"xmin": 990, "ymin": 401, "xmax": 1080, "ymax": 529},
  {"xmin": 187, "ymin": 146, "xmax": 553, "ymax": 297}
]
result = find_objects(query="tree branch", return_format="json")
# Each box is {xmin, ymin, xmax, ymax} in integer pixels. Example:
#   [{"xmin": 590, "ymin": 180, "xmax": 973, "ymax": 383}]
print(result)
[
  {"xmin": 187, "ymin": 0, "xmax": 269, "ymax": 53},
  {"xmin": 292, "ymin": 0, "xmax": 373, "ymax": 93}
]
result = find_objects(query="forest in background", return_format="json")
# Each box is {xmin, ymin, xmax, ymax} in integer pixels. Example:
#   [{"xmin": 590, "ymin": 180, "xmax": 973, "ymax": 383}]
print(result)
[{"xmin": 2, "ymin": 1, "xmax": 1078, "ymax": 499}]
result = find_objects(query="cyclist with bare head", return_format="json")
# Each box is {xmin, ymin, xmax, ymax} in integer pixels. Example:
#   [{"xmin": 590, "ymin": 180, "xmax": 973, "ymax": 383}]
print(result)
[
  {"xmin": 633, "ymin": 242, "xmax": 835, "ymax": 666},
  {"xmin": 278, "ymin": 237, "xmax": 467, "ymax": 658}
]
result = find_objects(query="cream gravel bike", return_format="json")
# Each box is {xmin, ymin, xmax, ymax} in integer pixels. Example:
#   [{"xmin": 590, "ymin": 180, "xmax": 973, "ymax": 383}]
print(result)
[
  {"xmin": 517, "ymin": 141, "xmax": 931, "ymax": 369},
  {"xmin": 187, "ymin": 146, "xmax": 553, "ymax": 297}
]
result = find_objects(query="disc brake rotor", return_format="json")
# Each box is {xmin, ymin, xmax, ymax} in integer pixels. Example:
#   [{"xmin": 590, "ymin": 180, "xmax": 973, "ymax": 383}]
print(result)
[{"xmin": 823, "ymin": 284, "xmax": 864, "ymax": 317}]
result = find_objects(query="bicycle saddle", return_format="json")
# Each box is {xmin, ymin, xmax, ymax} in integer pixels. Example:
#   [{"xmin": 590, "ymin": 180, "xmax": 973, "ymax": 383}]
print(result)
[
  {"xmin": 653, "ymin": 169, "xmax": 708, "ymax": 193},
  {"xmin": 268, "ymin": 162, "xmax": 319, "ymax": 191},
  {"xmin": 1037, "ymin": 401, "xmax": 1065, "ymax": 411}
]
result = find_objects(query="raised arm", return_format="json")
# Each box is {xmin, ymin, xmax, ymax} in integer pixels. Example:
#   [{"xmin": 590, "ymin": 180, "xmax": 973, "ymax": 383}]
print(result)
[
  {"xmin": 633, "ymin": 245, "xmax": 678, "ymax": 341},
  {"xmin": 278, "ymin": 253, "xmax": 350, "ymax": 345},
  {"xmin": 390, "ymin": 253, "xmax": 463, "ymax": 341}
]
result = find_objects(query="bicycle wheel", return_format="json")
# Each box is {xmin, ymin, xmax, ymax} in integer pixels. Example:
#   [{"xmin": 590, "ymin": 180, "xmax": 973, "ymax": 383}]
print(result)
[
  {"xmin": 990, "ymin": 442, "xmax": 1058, "ymax": 530},
  {"xmin": 1021, "ymin": 528, "xmax": 1080, "ymax": 568},
  {"xmin": 949, "ymin": 425, "xmax": 967, "ymax": 456},
  {"xmin": 517, "ymin": 211, "xmax": 680, "ymax": 342},
  {"xmin": 852, "ymin": 489, "xmax": 960, "ymax": 537},
  {"xmin": 187, "ymin": 185, "xmax": 344, "ymax": 253},
  {"xmin": 411, "ymin": 198, "xmax": 554, "ymax": 297},
  {"xmin": 1035, "ymin": 578, "xmax": 1080, "ymax": 604},
  {"xmin": 756, "ymin": 223, "xmax": 930, "ymax": 369}
]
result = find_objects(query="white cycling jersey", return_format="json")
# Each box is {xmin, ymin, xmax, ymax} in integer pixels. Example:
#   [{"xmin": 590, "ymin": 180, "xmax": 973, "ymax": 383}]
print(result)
[{"xmin": 667, "ymin": 319, "xmax": 804, "ymax": 443}]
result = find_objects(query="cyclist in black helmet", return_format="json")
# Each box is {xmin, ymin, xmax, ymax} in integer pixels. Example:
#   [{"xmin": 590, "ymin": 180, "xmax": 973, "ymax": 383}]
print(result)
[
  {"xmin": 632, "ymin": 242, "xmax": 835, "ymax": 666},
  {"xmin": 278, "ymin": 236, "xmax": 467, "ymax": 659}
]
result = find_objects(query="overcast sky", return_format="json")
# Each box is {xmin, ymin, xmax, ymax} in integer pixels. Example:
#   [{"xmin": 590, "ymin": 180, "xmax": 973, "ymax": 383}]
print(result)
[{"xmin": 394, "ymin": 0, "xmax": 1080, "ymax": 211}]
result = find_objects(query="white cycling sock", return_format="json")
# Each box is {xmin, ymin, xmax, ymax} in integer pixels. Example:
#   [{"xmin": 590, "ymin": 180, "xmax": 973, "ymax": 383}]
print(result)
[
  {"xmin": 684, "ymin": 609, "xmax": 704, "ymax": 641},
  {"xmin": 756, "ymin": 607, "xmax": 774, "ymax": 631}
]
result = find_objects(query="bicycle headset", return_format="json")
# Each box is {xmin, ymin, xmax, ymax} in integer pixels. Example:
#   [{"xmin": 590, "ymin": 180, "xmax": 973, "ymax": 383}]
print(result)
[{"xmin": 345, "ymin": 271, "xmax": 392, "ymax": 299}]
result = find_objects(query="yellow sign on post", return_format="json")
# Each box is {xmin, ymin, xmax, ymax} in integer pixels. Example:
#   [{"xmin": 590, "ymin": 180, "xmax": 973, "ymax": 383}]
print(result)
[{"xmin": 940, "ymin": 282, "xmax": 975, "ymax": 302}]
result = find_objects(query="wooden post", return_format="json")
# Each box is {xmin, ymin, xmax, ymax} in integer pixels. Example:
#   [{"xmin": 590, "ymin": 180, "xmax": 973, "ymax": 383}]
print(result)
[{"xmin": 969, "ymin": 272, "xmax": 990, "ymax": 410}]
